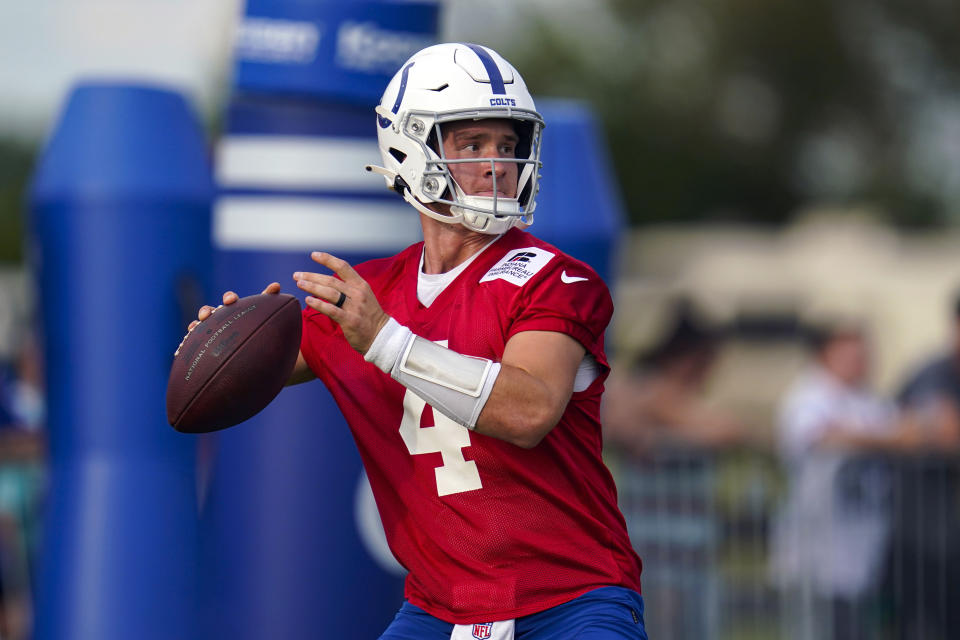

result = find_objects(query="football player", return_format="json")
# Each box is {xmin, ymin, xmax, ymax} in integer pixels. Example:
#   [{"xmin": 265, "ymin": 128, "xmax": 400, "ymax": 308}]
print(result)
[{"xmin": 193, "ymin": 43, "xmax": 646, "ymax": 639}]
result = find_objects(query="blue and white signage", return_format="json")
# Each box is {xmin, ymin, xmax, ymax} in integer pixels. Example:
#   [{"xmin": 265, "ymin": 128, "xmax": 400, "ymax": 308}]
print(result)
[{"xmin": 235, "ymin": 0, "xmax": 439, "ymax": 105}]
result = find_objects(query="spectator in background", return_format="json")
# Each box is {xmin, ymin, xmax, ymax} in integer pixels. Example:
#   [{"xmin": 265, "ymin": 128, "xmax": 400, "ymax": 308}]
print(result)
[
  {"xmin": 602, "ymin": 301, "xmax": 746, "ymax": 639},
  {"xmin": 889, "ymin": 292, "xmax": 960, "ymax": 639},
  {"xmin": 897, "ymin": 292, "xmax": 960, "ymax": 447},
  {"xmin": 0, "ymin": 335, "xmax": 45, "ymax": 436},
  {"xmin": 770, "ymin": 321, "xmax": 926, "ymax": 640},
  {"xmin": 0, "ymin": 333, "xmax": 46, "ymax": 640},
  {"xmin": 603, "ymin": 301, "xmax": 747, "ymax": 455}
]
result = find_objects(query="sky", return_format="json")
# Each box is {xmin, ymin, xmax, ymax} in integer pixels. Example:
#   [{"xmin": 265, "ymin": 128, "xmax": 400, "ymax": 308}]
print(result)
[
  {"xmin": 0, "ymin": 0, "xmax": 573, "ymax": 141},
  {"xmin": 0, "ymin": 0, "xmax": 240, "ymax": 138}
]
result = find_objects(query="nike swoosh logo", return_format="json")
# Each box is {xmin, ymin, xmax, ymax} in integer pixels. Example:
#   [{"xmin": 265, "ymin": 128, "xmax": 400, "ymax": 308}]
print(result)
[{"xmin": 561, "ymin": 270, "xmax": 588, "ymax": 284}]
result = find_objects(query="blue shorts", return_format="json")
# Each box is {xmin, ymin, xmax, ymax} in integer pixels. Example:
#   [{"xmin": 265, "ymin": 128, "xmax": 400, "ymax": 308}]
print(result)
[{"xmin": 378, "ymin": 586, "xmax": 648, "ymax": 640}]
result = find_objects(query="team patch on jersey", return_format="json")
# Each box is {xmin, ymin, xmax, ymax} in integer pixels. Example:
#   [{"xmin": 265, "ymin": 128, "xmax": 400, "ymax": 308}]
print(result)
[
  {"xmin": 479, "ymin": 247, "xmax": 555, "ymax": 286},
  {"xmin": 472, "ymin": 623, "xmax": 493, "ymax": 639}
]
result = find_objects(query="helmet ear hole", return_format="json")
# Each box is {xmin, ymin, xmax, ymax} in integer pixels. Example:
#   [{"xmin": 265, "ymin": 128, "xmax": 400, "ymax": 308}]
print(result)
[
  {"xmin": 389, "ymin": 148, "xmax": 407, "ymax": 163},
  {"xmin": 426, "ymin": 129, "xmax": 440, "ymax": 155},
  {"xmin": 512, "ymin": 121, "xmax": 534, "ymax": 161}
]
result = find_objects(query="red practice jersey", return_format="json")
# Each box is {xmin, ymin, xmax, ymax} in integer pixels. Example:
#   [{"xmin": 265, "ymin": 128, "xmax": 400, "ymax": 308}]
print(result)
[{"xmin": 300, "ymin": 227, "xmax": 642, "ymax": 623}]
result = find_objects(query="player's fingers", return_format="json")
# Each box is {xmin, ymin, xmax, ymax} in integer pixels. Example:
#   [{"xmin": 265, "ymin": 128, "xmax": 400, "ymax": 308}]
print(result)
[
  {"xmin": 198, "ymin": 305, "xmax": 216, "ymax": 321},
  {"xmin": 292, "ymin": 270, "xmax": 323, "ymax": 284},
  {"xmin": 293, "ymin": 273, "xmax": 358, "ymax": 303},
  {"xmin": 303, "ymin": 295, "xmax": 345, "ymax": 320},
  {"xmin": 261, "ymin": 282, "xmax": 281, "ymax": 295},
  {"xmin": 188, "ymin": 320, "xmax": 199, "ymax": 332},
  {"xmin": 310, "ymin": 251, "xmax": 362, "ymax": 284},
  {"xmin": 222, "ymin": 291, "xmax": 239, "ymax": 305},
  {"xmin": 292, "ymin": 271, "xmax": 348, "ymax": 293},
  {"xmin": 294, "ymin": 276, "xmax": 343, "ymax": 305}
]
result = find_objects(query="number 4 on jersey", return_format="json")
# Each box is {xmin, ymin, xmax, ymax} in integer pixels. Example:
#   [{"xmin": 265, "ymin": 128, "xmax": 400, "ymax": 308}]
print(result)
[{"xmin": 398, "ymin": 341, "xmax": 483, "ymax": 497}]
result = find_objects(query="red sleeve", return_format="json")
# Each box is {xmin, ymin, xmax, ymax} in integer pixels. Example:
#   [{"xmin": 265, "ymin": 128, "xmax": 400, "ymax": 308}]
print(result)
[
  {"xmin": 507, "ymin": 256, "xmax": 614, "ymax": 368},
  {"xmin": 299, "ymin": 307, "xmax": 341, "ymax": 378}
]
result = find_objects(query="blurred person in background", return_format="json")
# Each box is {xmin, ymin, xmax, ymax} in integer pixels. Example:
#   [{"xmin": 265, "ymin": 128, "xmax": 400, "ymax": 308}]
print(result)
[
  {"xmin": 602, "ymin": 301, "xmax": 747, "ymax": 640},
  {"xmin": 896, "ymin": 291, "xmax": 960, "ymax": 447},
  {"xmin": 769, "ymin": 320, "xmax": 929, "ymax": 640},
  {"xmin": 0, "ymin": 331, "xmax": 46, "ymax": 640},
  {"xmin": 603, "ymin": 301, "xmax": 748, "ymax": 456},
  {"xmin": 888, "ymin": 291, "xmax": 960, "ymax": 639}
]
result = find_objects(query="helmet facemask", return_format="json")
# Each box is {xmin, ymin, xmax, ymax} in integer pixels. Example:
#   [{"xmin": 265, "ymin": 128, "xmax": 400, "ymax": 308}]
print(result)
[{"xmin": 408, "ymin": 109, "xmax": 543, "ymax": 234}]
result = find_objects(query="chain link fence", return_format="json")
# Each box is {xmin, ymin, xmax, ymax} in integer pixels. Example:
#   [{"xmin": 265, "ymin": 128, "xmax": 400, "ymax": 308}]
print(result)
[{"xmin": 612, "ymin": 446, "xmax": 960, "ymax": 640}]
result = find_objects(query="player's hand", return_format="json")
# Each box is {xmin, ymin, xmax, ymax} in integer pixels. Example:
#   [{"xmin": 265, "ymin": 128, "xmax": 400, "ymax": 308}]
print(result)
[
  {"xmin": 186, "ymin": 283, "xmax": 281, "ymax": 333},
  {"xmin": 294, "ymin": 252, "xmax": 389, "ymax": 354}
]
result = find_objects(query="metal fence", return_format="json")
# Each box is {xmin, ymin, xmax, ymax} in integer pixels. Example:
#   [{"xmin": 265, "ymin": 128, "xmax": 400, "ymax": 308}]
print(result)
[{"xmin": 611, "ymin": 446, "xmax": 960, "ymax": 640}]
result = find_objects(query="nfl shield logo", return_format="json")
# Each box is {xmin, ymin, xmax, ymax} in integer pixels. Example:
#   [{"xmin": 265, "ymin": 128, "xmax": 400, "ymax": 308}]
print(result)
[{"xmin": 472, "ymin": 622, "xmax": 493, "ymax": 639}]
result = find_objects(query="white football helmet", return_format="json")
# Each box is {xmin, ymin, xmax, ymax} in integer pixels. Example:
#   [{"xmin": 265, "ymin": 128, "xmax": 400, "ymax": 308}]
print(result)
[{"xmin": 366, "ymin": 43, "xmax": 544, "ymax": 234}]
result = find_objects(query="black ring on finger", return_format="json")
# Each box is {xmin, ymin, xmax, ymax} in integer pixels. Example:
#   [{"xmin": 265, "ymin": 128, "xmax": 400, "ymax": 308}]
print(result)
[{"xmin": 334, "ymin": 291, "xmax": 347, "ymax": 308}]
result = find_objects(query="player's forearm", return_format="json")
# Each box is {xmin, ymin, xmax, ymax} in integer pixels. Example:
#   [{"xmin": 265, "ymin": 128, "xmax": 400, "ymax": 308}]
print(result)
[
  {"xmin": 473, "ymin": 364, "xmax": 569, "ymax": 448},
  {"xmin": 362, "ymin": 318, "xmax": 576, "ymax": 448},
  {"xmin": 363, "ymin": 318, "xmax": 500, "ymax": 430},
  {"xmin": 286, "ymin": 351, "xmax": 317, "ymax": 386}
]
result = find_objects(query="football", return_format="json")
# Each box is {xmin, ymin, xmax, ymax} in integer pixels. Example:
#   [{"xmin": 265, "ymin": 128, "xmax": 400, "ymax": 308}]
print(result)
[{"xmin": 166, "ymin": 293, "xmax": 302, "ymax": 433}]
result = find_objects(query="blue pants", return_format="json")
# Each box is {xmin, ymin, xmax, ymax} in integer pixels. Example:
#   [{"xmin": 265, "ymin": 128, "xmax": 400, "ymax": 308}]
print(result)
[{"xmin": 379, "ymin": 587, "xmax": 648, "ymax": 640}]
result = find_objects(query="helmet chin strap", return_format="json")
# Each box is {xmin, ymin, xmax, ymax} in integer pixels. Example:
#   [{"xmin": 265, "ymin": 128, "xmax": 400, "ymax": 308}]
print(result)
[
  {"xmin": 450, "ymin": 182, "xmax": 521, "ymax": 217},
  {"xmin": 404, "ymin": 190, "xmax": 461, "ymax": 224},
  {"xmin": 406, "ymin": 191, "xmax": 517, "ymax": 235},
  {"xmin": 365, "ymin": 164, "xmax": 523, "ymax": 235},
  {"xmin": 449, "ymin": 181, "xmax": 521, "ymax": 234},
  {"xmin": 367, "ymin": 163, "xmax": 453, "ymax": 223}
]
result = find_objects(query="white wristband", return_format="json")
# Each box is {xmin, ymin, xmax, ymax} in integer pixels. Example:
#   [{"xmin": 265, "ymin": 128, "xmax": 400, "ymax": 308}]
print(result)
[
  {"xmin": 364, "ymin": 317, "xmax": 414, "ymax": 374},
  {"xmin": 363, "ymin": 316, "xmax": 500, "ymax": 429}
]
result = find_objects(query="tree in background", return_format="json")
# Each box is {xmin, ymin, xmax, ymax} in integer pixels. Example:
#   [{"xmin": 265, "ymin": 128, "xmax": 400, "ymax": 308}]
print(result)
[
  {"xmin": 0, "ymin": 140, "xmax": 34, "ymax": 263},
  {"xmin": 504, "ymin": 0, "xmax": 960, "ymax": 226},
  {"xmin": 4, "ymin": 0, "xmax": 960, "ymax": 242}
]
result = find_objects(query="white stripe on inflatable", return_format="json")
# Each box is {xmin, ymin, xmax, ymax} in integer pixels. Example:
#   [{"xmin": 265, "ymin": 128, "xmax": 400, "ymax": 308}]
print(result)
[
  {"xmin": 213, "ymin": 196, "xmax": 421, "ymax": 251},
  {"xmin": 216, "ymin": 136, "xmax": 383, "ymax": 190}
]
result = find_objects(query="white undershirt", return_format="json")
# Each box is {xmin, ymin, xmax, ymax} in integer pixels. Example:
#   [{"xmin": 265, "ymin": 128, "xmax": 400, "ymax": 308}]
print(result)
[
  {"xmin": 416, "ymin": 235, "xmax": 501, "ymax": 307},
  {"xmin": 415, "ymin": 236, "xmax": 600, "ymax": 392}
]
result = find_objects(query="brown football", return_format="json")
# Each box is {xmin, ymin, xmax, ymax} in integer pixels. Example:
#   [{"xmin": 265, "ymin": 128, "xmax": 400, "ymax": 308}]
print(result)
[{"xmin": 166, "ymin": 293, "xmax": 302, "ymax": 433}]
